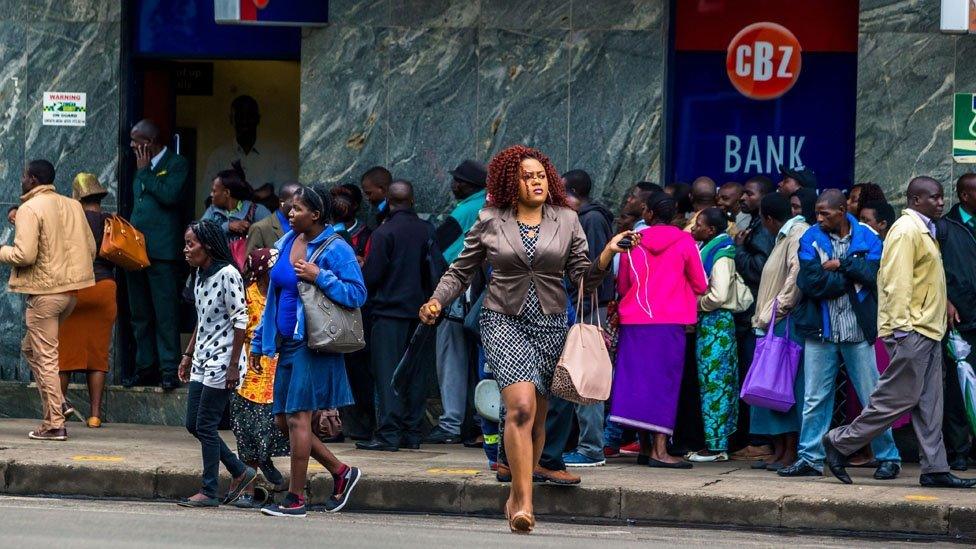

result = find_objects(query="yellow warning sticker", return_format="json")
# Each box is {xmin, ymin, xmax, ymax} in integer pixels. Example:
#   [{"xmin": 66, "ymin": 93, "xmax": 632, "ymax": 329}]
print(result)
[
  {"xmin": 904, "ymin": 495, "xmax": 939, "ymax": 502},
  {"xmin": 71, "ymin": 455, "xmax": 125, "ymax": 462},
  {"xmin": 426, "ymin": 468, "xmax": 480, "ymax": 475}
]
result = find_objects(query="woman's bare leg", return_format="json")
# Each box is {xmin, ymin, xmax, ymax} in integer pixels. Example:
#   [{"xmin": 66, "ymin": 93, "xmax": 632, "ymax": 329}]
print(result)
[
  {"xmin": 86, "ymin": 371, "xmax": 105, "ymax": 419},
  {"xmin": 502, "ymin": 382, "xmax": 538, "ymax": 517}
]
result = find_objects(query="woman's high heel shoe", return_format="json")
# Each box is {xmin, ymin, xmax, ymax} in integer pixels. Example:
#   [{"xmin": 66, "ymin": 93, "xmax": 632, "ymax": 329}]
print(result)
[{"xmin": 509, "ymin": 511, "xmax": 534, "ymax": 534}]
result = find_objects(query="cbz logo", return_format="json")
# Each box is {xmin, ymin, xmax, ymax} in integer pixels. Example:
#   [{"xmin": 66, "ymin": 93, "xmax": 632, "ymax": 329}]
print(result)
[
  {"xmin": 725, "ymin": 22, "xmax": 802, "ymax": 100},
  {"xmin": 253, "ymin": 0, "xmax": 269, "ymax": 8}
]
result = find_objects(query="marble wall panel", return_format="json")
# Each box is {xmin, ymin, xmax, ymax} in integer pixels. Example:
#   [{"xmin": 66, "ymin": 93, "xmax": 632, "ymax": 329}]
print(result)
[
  {"xmin": 568, "ymin": 30, "xmax": 664, "ymax": 206},
  {"xmin": 387, "ymin": 28, "xmax": 478, "ymax": 212},
  {"xmin": 392, "ymin": 0, "xmax": 479, "ymax": 28},
  {"xmin": 478, "ymin": 29, "xmax": 571, "ymax": 170},
  {"xmin": 300, "ymin": 25, "xmax": 389, "ymax": 185},
  {"xmin": 23, "ymin": 21, "xmax": 121, "ymax": 205},
  {"xmin": 29, "ymin": 0, "xmax": 121, "ymax": 23},
  {"xmin": 859, "ymin": 0, "xmax": 940, "ymax": 34},
  {"xmin": 327, "ymin": 0, "xmax": 391, "ymax": 27},
  {"xmin": 571, "ymin": 0, "xmax": 663, "ymax": 31},
  {"xmin": 0, "ymin": 22, "xmax": 27, "ymax": 203},
  {"xmin": 481, "ymin": 0, "xmax": 570, "ymax": 30},
  {"xmin": 854, "ymin": 32, "xmax": 954, "ymax": 203}
]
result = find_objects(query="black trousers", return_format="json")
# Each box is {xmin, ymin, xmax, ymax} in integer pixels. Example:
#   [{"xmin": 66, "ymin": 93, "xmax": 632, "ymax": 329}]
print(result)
[
  {"xmin": 539, "ymin": 396, "xmax": 575, "ymax": 471},
  {"xmin": 672, "ymin": 331, "xmax": 705, "ymax": 453},
  {"xmin": 371, "ymin": 316, "xmax": 425, "ymax": 446},
  {"xmin": 944, "ymin": 329, "xmax": 975, "ymax": 460},
  {"xmin": 186, "ymin": 381, "xmax": 245, "ymax": 498},
  {"xmin": 127, "ymin": 259, "xmax": 182, "ymax": 378}
]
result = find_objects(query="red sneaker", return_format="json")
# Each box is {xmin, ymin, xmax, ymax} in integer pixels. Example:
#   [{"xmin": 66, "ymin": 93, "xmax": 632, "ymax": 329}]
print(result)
[
  {"xmin": 619, "ymin": 441, "xmax": 641, "ymax": 455},
  {"xmin": 604, "ymin": 446, "xmax": 621, "ymax": 458}
]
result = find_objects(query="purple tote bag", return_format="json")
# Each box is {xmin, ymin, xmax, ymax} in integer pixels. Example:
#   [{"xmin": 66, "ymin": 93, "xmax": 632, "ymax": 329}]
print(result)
[{"xmin": 739, "ymin": 300, "xmax": 802, "ymax": 412}]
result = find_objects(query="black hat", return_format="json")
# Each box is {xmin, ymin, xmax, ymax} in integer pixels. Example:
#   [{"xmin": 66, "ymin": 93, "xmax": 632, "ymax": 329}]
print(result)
[
  {"xmin": 450, "ymin": 159, "xmax": 487, "ymax": 188},
  {"xmin": 779, "ymin": 165, "xmax": 818, "ymax": 189}
]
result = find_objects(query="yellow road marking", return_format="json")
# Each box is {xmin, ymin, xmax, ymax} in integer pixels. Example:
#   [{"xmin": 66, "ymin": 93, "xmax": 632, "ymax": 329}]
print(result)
[
  {"xmin": 426, "ymin": 467, "xmax": 480, "ymax": 475},
  {"xmin": 904, "ymin": 495, "xmax": 939, "ymax": 502},
  {"xmin": 71, "ymin": 455, "xmax": 125, "ymax": 462}
]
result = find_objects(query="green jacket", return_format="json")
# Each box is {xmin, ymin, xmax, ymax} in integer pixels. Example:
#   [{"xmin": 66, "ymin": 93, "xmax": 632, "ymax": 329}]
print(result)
[{"xmin": 130, "ymin": 149, "xmax": 189, "ymax": 261}]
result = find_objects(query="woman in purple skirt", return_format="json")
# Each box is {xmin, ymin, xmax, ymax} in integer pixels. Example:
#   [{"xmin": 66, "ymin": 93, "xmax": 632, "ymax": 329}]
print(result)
[{"xmin": 610, "ymin": 192, "xmax": 707, "ymax": 468}]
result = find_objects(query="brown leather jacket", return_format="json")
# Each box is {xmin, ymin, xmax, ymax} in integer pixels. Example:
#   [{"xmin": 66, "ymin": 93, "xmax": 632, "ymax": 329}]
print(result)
[{"xmin": 431, "ymin": 205, "xmax": 608, "ymax": 316}]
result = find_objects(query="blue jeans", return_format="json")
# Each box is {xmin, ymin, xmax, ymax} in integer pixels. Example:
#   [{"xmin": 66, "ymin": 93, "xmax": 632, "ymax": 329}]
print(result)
[
  {"xmin": 435, "ymin": 299, "xmax": 470, "ymax": 435},
  {"xmin": 798, "ymin": 339, "xmax": 901, "ymax": 469}
]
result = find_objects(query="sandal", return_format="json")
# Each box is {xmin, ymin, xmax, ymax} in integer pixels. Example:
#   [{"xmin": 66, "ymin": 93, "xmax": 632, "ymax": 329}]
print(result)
[{"xmin": 509, "ymin": 511, "xmax": 534, "ymax": 534}]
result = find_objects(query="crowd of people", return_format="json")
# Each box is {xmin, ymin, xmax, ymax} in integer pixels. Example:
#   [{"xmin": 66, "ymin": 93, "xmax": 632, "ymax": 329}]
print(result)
[{"xmin": 4, "ymin": 117, "xmax": 976, "ymax": 532}]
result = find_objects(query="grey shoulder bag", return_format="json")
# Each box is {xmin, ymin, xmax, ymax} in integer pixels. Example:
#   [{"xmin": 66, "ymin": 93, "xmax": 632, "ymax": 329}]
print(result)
[{"xmin": 298, "ymin": 234, "xmax": 366, "ymax": 354}]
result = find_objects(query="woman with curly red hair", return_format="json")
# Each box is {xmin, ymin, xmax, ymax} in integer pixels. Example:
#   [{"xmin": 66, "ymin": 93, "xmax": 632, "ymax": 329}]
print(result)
[{"xmin": 420, "ymin": 145, "xmax": 637, "ymax": 533}]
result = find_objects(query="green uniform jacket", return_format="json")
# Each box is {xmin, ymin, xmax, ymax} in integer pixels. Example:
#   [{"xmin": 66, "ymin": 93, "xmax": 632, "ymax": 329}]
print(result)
[{"xmin": 130, "ymin": 149, "xmax": 189, "ymax": 261}]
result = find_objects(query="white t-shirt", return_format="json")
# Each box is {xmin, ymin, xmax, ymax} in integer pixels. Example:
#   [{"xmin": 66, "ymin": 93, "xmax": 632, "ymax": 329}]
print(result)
[{"xmin": 190, "ymin": 264, "xmax": 249, "ymax": 389}]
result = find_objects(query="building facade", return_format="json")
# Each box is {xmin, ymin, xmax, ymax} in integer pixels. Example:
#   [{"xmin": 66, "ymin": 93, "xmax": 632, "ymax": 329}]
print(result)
[{"xmin": 0, "ymin": 0, "xmax": 972, "ymax": 387}]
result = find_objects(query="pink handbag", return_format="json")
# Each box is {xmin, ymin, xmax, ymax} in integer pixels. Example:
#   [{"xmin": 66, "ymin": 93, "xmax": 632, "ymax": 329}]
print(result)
[{"xmin": 550, "ymin": 282, "xmax": 613, "ymax": 405}]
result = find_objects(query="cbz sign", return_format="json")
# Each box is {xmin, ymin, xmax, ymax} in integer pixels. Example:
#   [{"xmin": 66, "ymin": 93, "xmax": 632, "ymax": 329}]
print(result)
[
  {"xmin": 214, "ymin": 0, "xmax": 328, "ymax": 26},
  {"xmin": 669, "ymin": 1, "xmax": 858, "ymax": 189}
]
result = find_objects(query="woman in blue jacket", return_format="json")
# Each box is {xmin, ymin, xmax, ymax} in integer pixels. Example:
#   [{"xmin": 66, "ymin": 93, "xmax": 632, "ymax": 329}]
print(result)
[{"xmin": 250, "ymin": 184, "xmax": 367, "ymax": 518}]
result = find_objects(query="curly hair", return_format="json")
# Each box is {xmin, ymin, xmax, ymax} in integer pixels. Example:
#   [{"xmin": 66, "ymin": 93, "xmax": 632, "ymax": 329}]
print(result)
[
  {"xmin": 853, "ymin": 182, "xmax": 886, "ymax": 213},
  {"xmin": 486, "ymin": 145, "xmax": 568, "ymax": 209}
]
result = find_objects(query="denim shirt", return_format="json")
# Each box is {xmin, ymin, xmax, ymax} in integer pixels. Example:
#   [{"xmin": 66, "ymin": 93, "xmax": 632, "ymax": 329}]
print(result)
[
  {"xmin": 251, "ymin": 226, "xmax": 367, "ymax": 356},
  {"xmin": 201, "ymin": 199, "xmax": 271, "ymax": 239}
]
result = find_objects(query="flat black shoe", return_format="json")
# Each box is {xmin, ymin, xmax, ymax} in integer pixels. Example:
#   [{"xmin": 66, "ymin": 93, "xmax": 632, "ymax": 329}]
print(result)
[
  {"xmin": 399, "ymin": 442, "xmax": 420, "ymax": 450},
  {"xmin": 355, "ymin": 439, "xmax": 399, "ymax": 452},
  {"xmin": 636, "ymin": 455, "xmax": 649, "ymax": 466},
  {"xmin": 646, "ymin": 457, "xmax": 692, "ymax": 469},
  {"xmin": 821, "ymin": 435, "xmax": 852, "ymax": 484},
  {"xmin": 223, "ymin": 466, "xmax": 257, "ymax": 504},
  {"xmin": 750, "ymin": 460, "xmax": 768, "ymax": 470},
  {"xmin": 919, "ymin": 472, "xmax": 976, "ymax": 488},
  {"xmin": 950, "ymin": 456, "xmax": 968, "ymax": 472},
  {"xmin": 160, "ymin": 376, "xmax": 180, "ymax": 391},
  {"xmin": 178, "ymin": 496, "xmax": 220, "ymax": 508},
  {"xmin": 777, "ymin": 461, "xmax": 822, "ymax": 477},
  {"xmin": 874, "ymin": 461, "xmax": 901, "ymax": 480},
  {"xmin": 123, "ymin": 372, "xmax": 156, "ymax": 388},
  {"xmin": 423, "ymin": 426, "xmax": 461, "ymax": 444}
]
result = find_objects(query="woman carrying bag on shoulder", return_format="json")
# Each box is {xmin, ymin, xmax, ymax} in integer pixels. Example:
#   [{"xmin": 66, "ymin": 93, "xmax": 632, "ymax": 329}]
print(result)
[
  {"xmin": 420, "ymin": 145, "xmax": 637, "ymax": 534},
  {"xmin": 250, "ymin": 184, "xmax": 367, "ymax": 518}
]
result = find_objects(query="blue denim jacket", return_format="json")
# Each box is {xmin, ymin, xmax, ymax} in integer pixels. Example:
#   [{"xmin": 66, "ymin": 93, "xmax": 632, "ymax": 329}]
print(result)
[{"xmin": 251, "ymin": 226, "xmax": 367, "ymax": 357}]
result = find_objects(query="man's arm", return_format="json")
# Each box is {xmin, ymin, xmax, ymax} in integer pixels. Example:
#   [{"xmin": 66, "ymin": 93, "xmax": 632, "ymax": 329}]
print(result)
[
  {"xmin": 877, "ymin": 231, "xmax": 916, "ymax": 333},
  {"xmin": 361, "ymin": 229, "xmax": 391, "ymax": 292},
  {"xmin": 0, "ymin": 206, "xmax": 40, "ymax": 267},
  {"xmin": 734, "ymin": 226, "xmax": 773, "ymax": 287},
  {"xmin": 136, "ymin": 155, "xmax": 188, "ymax": 207}
]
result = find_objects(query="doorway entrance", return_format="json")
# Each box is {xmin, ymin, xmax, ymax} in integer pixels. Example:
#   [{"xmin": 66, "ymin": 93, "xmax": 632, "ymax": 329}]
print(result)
[{"xmin": 117, "ymin": 0, "xmax": 301, "ymax": 381}]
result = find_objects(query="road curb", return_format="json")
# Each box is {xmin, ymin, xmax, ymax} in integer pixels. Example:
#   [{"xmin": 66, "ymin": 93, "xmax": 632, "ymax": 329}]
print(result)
[{"xmin": 0, "ymin": 459, "xmax": 972, "ymax": 539}]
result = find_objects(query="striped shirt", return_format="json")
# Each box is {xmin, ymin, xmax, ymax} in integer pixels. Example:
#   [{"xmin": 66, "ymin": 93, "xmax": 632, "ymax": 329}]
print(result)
[{"xmin": 826, "ymin": 232, "xmax": 864, "ymax": 343}]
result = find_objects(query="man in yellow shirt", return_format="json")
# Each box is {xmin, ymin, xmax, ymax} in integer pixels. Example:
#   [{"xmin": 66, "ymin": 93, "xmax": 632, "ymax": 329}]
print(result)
[{"xmin": 823, "ymin": 177, "xmax": 975, "ymax": 489}]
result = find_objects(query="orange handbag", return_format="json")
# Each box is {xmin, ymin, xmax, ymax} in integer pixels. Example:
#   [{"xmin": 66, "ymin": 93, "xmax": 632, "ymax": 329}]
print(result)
[{"xmin": 99, "ymin": 214, "xmax": 151, "ymax": 271}]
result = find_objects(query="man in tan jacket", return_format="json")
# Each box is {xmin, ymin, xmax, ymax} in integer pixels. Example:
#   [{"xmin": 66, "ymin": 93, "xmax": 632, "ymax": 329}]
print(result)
[
  {"xmin": 825, "ymin": 176, "xmax": 975, "ymax": 489},
  {"xmin": 0, "ymin": 160, "xmax": 96, "ymax": 441}
]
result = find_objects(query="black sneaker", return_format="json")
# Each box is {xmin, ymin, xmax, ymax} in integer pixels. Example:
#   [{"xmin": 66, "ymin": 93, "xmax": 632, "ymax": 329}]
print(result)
[
  {"xmin": 261, "ymin": 492, "xmax": 307, "ymax": 517},
  {"xmin": 325, "ymin": 466, "xmax": 362, "ymax": 513},
  {"xmin": 423, "ymin": 426, "xmax": 461, "ymax": 444},
  {"xmin": 232, "ymin": 494, "xmax": 259, "ymax": 509}
]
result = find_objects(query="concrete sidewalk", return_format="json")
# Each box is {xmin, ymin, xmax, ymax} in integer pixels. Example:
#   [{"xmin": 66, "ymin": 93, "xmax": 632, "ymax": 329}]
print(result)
[{"xmin": 0, "ymin": 419, "xmax": 974, "ymax": 540}]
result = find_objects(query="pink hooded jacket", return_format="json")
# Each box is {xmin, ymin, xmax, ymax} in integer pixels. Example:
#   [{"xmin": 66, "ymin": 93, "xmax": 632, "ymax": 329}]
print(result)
[{"xmin": 616, "ymin": 224, "xmax": 707, "ymax": 325}]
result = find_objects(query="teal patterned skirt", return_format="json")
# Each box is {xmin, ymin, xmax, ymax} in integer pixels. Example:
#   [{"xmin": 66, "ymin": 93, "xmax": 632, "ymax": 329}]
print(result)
[{"xmin": 695, "ymin": 309, "xmax": 739, "ymax": 451}]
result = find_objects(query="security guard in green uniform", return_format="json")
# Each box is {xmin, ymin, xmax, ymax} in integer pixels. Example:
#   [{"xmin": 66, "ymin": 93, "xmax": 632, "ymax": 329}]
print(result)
[{"xmin": 125, "ymin": 119, "xmax": 189, "ymax": 390}]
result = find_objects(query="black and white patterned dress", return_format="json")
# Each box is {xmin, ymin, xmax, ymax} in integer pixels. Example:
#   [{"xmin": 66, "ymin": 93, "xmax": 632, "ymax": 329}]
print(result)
[
  {"xmin": 480, "ymin": 221, "xmax": 569, "ymax": 395},
  {"xmin": 190, "ymin": 264, "xmax": 249, "ymax": 389}
]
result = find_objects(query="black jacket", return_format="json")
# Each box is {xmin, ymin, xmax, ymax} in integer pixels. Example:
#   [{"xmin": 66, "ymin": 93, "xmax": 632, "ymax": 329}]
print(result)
[
  {"xmin": 579, "ymin": 202, "xmax": 615, "ymax": 305},
  {"xmin": 362, "ymin": 209, "xmax": 439, "ymax": 320},
  {"xmin": 733, "ymin": 215, "xmax": 775, "ymax": 326},
  {"xmin": 937, "ymin": 204, "xmax": 976, "ymax": 332}
]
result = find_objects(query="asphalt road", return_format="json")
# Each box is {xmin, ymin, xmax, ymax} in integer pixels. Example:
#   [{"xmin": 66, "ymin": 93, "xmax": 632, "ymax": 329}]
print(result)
[{"xmin": 0, "ymin": 496, "xmax": 958, "ymax": 548}]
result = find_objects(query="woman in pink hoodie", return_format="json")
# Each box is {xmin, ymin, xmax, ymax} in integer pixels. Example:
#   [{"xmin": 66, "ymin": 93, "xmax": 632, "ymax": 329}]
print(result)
[{"xmin": 609, "ymin": 192, "xmax": 707, "ymax": 468}]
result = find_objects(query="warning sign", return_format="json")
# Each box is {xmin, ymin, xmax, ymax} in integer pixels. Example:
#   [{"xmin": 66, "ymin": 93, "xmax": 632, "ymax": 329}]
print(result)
[{"xmin": 42, "ymin": 91, "xmax": 86, "ymax": 126}]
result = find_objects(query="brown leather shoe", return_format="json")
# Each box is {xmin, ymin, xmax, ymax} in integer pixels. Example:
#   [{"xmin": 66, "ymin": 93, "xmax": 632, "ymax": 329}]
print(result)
[
  {"xmin": 533, "ymin": 466, "xmax": 581, "ymax": 485},
  {"xmin": 28, "ymin": 428, "xmax": 67, "ymax": 441},
  {"xmin": 730, "ymin": 445, "xmax": 773, "ymax": 461},
  {"xmin": 496, "ymin": 463, "xmax": 548, "ymax": 483}
]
